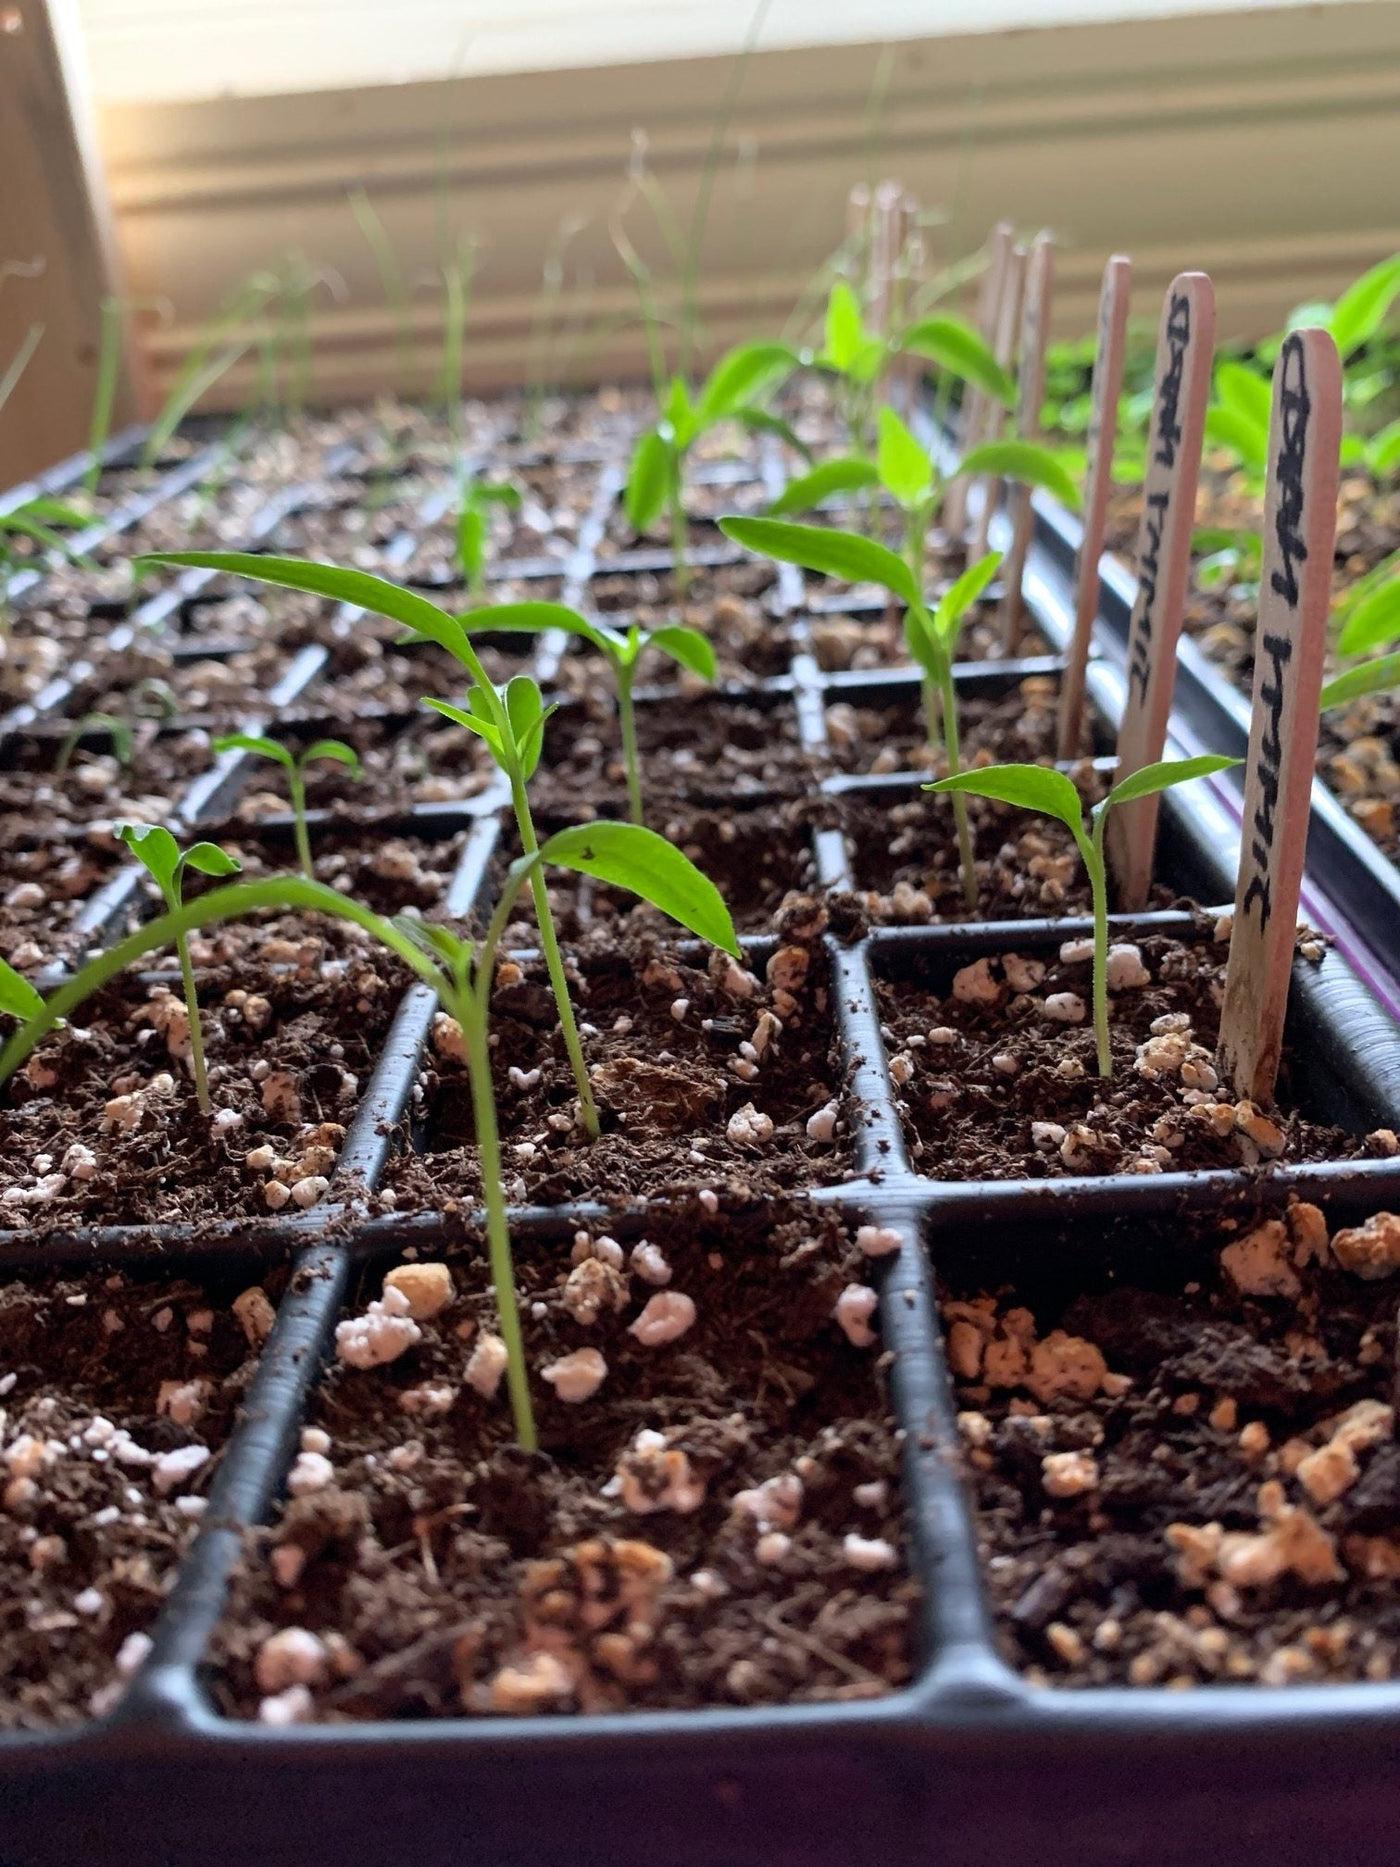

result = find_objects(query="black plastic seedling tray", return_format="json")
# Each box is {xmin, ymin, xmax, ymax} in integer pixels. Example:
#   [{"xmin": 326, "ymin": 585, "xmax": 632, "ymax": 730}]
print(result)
[{"xmin": 2, "ymin": 403, "xmax": 1400, "ymax": 1866}]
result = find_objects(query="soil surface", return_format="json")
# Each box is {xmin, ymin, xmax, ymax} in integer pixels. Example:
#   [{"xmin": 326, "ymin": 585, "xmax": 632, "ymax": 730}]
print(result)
[
  {"xmin": 945, "ymin": 1199, "xmax": 1400, "ymax": 1686},
  {"xmin": 210, "ymin": 1199, "xmax": 916, "ymax": 1720},
  {"xmin": 0, "ymin": 1262, "xmax": 272, "ymax": 1727},
  {"xmin": 876, "ymin": 929, "xmax": 1377, "ymax": 1179}
]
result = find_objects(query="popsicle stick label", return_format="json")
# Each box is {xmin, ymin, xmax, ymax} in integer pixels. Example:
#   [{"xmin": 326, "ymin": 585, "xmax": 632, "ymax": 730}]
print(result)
[
  {"xmin": 946, "ymin": 220, "xmax": 1013, "ymax": 537},
  {"xmin": 1000, "ymin": 231, "xmax": 1054, "ymax": 651},
  {"xmin": 1217, "ymin": 329, "xmax": 1342, "ymax": 1104},
  {"xmin": 971, "ymin": 242, "xmax": 1027, "ymax": 560},
  {"xmin": 1057, "ymin": 254, "xmax": 1131, "ymax": 756},
  {"xmin": 1105, "ymin": 271, "xmax": 1215, "ymax": 907}
]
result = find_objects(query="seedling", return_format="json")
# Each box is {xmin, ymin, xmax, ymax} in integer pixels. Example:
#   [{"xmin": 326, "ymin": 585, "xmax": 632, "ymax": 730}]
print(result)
[
  {"xmin": 450, "ymin": 602, "xmax": 715, "ymax": 825},
  {"xmin": 721, "ymin": 428, "xmax": 1074, "ymax": 911},
  {"xmin": 212, "ymin": 733, "xmax": 362, "ymax": 877},
  {"xmin": 0, "ymin": 821, "xmax": 738, "ymax": 1450},
  {"xmin": 455, "ymin": 475, "xmax": 522, "ymax": 600},
  {"xmin": 116, "ymin": 823, "xmax": 242, "ymax": 1114},
  {"xmin": 136, "ymin": 553, "xmax": 602, "ymax": 1140},
  {"xmin": 0, "ymin": 495, "xmax": 91, "ymax": 632},
  {"xmin": 625, "ymin": 340, "xmax": 800, "ymax": 578},
  {"xmin": 56, "ymin": 712, "xmax": 135, "ymax": 775},
  {"xmin": 814, "ymin": 274, "xmax": 1019, "ymax": 462},
  {"xmin": 925, "ymin": 757, "xmax": 1240, "ymax": 1076}
]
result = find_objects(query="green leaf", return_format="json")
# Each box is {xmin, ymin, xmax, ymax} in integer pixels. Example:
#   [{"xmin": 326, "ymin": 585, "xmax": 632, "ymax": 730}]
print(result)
[
  {"xmin": 456, "ymin": 504, "xmax": 487, "ymax": 582},
  {"xmin": 213, "ymin": 731, "xmax": 294, "ymax": 771},
  {"xmin": 392, "ymin": 915, "xmax": 470, "ymax": 987},
  {"xmin": 923, "ymin": 763, "xmax": 1086, "ymax": 837},
  {"xmin": 505, "ymin": 676, "xmax": 553, "ymax": 781},
  {"xmin": 899, "ymin": 314, "xmax": 1016, "ymax": 406},
  {"xmin": 694, "ymin": 342, "xmax": 797, "ymax": 426},
  {"xmin": 117, "ymin": 821, "xmax": 181, "ymax": 894},
  {"xmin": 1204, "ymin": 405, "xmax": 1269, "ymax": 475},
  {"xmin": 536, "ymin": 822, "xmax": 739, "ymax": 957},
  {"xmin": 137, "ymin": 553, "xmax": 467, "ymax": 657},
  {"xmin": 933, "ymin": 551, "xmax": 1003, "ymax": 648},
  {"xmin": 625, "ymin": 427, "xmax": 674, "ymax": 534},
  {"xmin": 302, "ymin": 739, "xmax": 362, "ymax": 775},
  {"xmin": 1337, "ymin": 578, "xmax": 1400, "ymax": 656},
  {"xmin": 823, "ymin": 278, "xmax": 866, "ymax": 373},
  {"xmin": 766, "ymin": 456, "xmax": 879, "ymax": 518},
  {"xmin": 1103, "ymin": 754, "xmax": 1241, "ymax": 812},
  {"xmin": 644, "ymin": 624, "xmax": 717, "ymax": 683},
  {"xmin": 1366, "ymin": 419, "xmax": 1400, "ymax": 478},
  {"xmin": 1329, "ymin": 253, "xmax": 1400, "ymax": 356},
  {"xmin": 18, "ymin": 497, "xmax": 90, "ymax": 529},
  {"xmin": 0, "ymin": 957, "xmax": 44, "ymax": 1024},
  {"xmin": 476, "ymin": 482, "xmax": 522, "ymax": 508},
  {"xmin": 876, "ymin": 407, "xmax": 933, "ymax": 509},
  {"xmin": 719, "ymin": 515, "xmax": 918, "ymax": 605},
  {"xmin": 663, "ymin": 375, "xmax": 694, "ymax": 446},
  {"xmin": 422, "ymin": 697, "xmax": 504, "ymax": 762},
  {"xmin": 735, "ymin": 409, "xmax": 814, "ymax": 464},
  {"xmin": 459, "ymin": 601, "xmax": 622, "ymax": 658},
  {"xmin": 958, "ymin": 440, "xmax": 1083, "ymax": 512},
  {"xmin": 182, "ymin": 842, "xmax": 243, "ymax": 879},
  {"xmin": 1321, "ymin": 653, "xmax": 1400, "ymax": 709},
  {"xmin": 1214, "ymin": 359, "xmax": 1273, "ymax": 428}
]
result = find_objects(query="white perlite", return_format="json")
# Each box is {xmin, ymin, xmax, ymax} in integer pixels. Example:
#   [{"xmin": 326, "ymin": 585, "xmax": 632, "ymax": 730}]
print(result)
[
  {"xmin": 834, "ymin": 1284, "xmax": 879, "ymax": 1348},
  {"xmin": 726, "ymin": 1103, "xmax": 774, "ymax": 1148},
  {"xmin": 856, "ymin": 1224, "xmax": 901, "ymax": 1259},
  {"xmin": 629, "ymin": 1292, "xmax": 696, "ymax": 1347},
  {"xmin": 465, "ymin": 1332, "xmax": 509, "ymax": 1399},
  {"xmin": 1041, "ymin": 992, "xmax": 1086, "ymax": 1024},
  {"xmin": 334, "ymin": 1286, "xmax": 422, "ymax": 1370},
  {"xmin": 540, "ymin": 1348, "xmax": 607, "ymax": 1403},
  {"xmin": 842, "ymin": 1533, "xmax": 898, "ymax": 1572}
]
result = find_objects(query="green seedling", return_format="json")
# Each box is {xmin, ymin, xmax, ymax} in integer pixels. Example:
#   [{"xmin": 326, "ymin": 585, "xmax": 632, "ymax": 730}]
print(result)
[
  {"xmin": 435, "ymin": 234, "xmax": 477, "ymax": 442},
  {"xmin": 116, "ymin": 823, "xmax": 242, "ymax": 1114},
  {"xmin": 456, "ymin": 476, "xmax": 523, "ymax": 600},
  {"xmin": 348, "ymin": 186, "xmax": 413, "ymax": 396},
  {"xmin": 139, "ymin": 270, "xmax": 278, "ymax": 470},
  {"xmin": 56, "ymin": 712, "xmax": 135, "ymax": 775},
  {"xmin": 212, "ymin": 733, "xmax": 362, "ymax": 877},
  {"xmin": 136, "ymin": 552, "xmax": 601, "ymax": 1141},
  {"xmin": 452, "ymin": 601, "xmax": 716, "ymax": 825},
  {"xmin": 1193, "ymin": 526, "xmax": 1264, "ymax": 598},
  {"xmin": 1332, "ymin": 553, "xmax": 1400, "ymax": 657},
  {"xmin": 925, "ymin": 757, "xmax": 1241, "ymax": 1076},
  {"xmin": 625, "ymin": 340, "xmax": 801, "ymax": 579},
  {"xmin": 0, "ymin": 822, "xmax": 737, "ymax": 1449}
]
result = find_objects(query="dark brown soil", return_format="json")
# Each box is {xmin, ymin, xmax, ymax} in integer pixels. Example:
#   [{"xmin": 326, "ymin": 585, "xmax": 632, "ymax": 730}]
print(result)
[
  {"xmin": 587, "ymin": 562, "xmax": 789, "ymax": 681},
  {"xmin": 210, "ymin": 1200, "xmax": 915, "ymax": 1721},
  {"xmin": 0, "ymin": 919, "xmax": 407, "ymax": 1229},
  {"xmin": 945, "ymin": 1199, "xmax": 1400, "ymax": 1686},
  {"xmin": 876, "ymin": 930, "xmax": 1374, "ymax": 1179},
  {"xmin": 382, "ymin": 922, "xmax": 851, "ymax": 1210},
  {"xmin": 0, "ymin": 1262, "xmax": 272, "ymax": 1727},
  {"xmin": 824, "ymin": 674, "xmax": 1077, "ymax": 776}
]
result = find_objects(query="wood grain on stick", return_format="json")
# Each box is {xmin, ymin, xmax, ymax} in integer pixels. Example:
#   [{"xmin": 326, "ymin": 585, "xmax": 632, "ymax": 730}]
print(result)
[
  {"xmin": 1000, "ymin": 230, "xmax": 1055, "ymax": 652},
  {"xmin": 1104, "ymin": 271, "xmax": 1215, "ymax": 908},
  {"xmin": 970, "ymin": 241, "xmax": 1027, "ymax": 561},
  {"xmin": 1057, "ymin": 254, "xmax": 1132, "ymax": 757},
  {"xmin": 944, "ymin": 219, "xmax": 1013, "ymax": 539},
  {"xmin": 1217, "ymin": 329, "xmax": 1342, "ymax": 1104}
]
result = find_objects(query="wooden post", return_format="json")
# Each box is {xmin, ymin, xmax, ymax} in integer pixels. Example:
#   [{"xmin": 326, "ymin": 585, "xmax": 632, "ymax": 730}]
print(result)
[
  {"xmin": 1057, "ymin": 254, "xmax": 1132, "ymax": 757},
  {"xmin": 1000, "ymin": 230, "xmax": 1054, "ymax": 652},
  {"xmin": 970, "ymin": 241, "xmax": 1027, "ymax": 561},
  {"xmin": 945, "ymin": 220, "xmax": 1013, "ymax": 540},
  {"xmin": 1217, "ymin": 329, "xmax": 1342, "ymax": 1104},
  {"xmin": 1104, "ymin": 271, "xmax": 1215, "ymax": 909}
]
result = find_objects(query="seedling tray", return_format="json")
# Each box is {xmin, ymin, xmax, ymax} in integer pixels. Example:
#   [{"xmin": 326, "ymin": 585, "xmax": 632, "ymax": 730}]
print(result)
[{"xmin": 2, "ymin": 396, "xmax": 1400, "ymax": 1866}]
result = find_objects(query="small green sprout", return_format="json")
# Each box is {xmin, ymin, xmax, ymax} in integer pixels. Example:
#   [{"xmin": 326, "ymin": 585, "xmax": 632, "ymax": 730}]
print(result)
[
  {"xmin": 0, "ymin": 497, "xmax": 91, "ymax": 633},
  {"xmin": 925, "ymin": 757, "xmax": 1241, "ymax": 1077},
  {"xmin": 213, "ymin": 733, "xmax": 362, "ymax": 878},
  {"xmin": 0, "ymin": 823, "xmax": 738, "ymax": 1449},
  {"xmin": 449, "ymin": 602, "xmax": 715, "ymax": 825},
  {"xmin": 56, "ymin": 712, "xmax": 135, "ymax": 775},
  {"xmin": 625, "ymin": 340, "xmax": 800, "ymax": 578},
  {"xmin": 136, "ymin": 552, "xmax": 601, "ymax": 1141},
  {"xmin": 115, "ymin": 823, "xmax": 242, "ymax": 1114},
  {"xmin": 456, "ymin": 476, "xmax": 522, "ymax": 601}
]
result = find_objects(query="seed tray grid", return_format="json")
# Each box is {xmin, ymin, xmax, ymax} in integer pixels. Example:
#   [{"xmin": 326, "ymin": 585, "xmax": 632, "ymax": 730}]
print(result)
[{"xmin": 3, "ymin": 410, "xmax": 1400, "ymax": 1863}]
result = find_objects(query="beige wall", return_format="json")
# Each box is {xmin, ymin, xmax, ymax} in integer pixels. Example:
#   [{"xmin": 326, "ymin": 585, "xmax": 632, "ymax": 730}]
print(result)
[{"xmin": 6, "ymin": 2, "xmax": 1400, "ymax": 479}]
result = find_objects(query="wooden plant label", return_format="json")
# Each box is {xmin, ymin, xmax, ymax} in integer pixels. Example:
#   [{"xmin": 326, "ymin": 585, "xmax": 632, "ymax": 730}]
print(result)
[
  {"xmin": 1057, "ymin": 254, "xmax": 1132, "ymax": 756},
  {"xmin": 1104, "ymin": 271, "xmax": 1215, "ymax": 908},
  {"xmin": 1217, "ymin": 329, "xmax": 1342, "ymax": 1104},
  {"xmin": 945, "ymin": 220, "xmax": 1013, "ymax": 538},
  {"xmin": 970, "ymin": 241, "xmax": 1027, "ymax": 561},
  {"xmin": 1000, "ymin": 230, "xmax": 1055, "ymax": 652}
]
